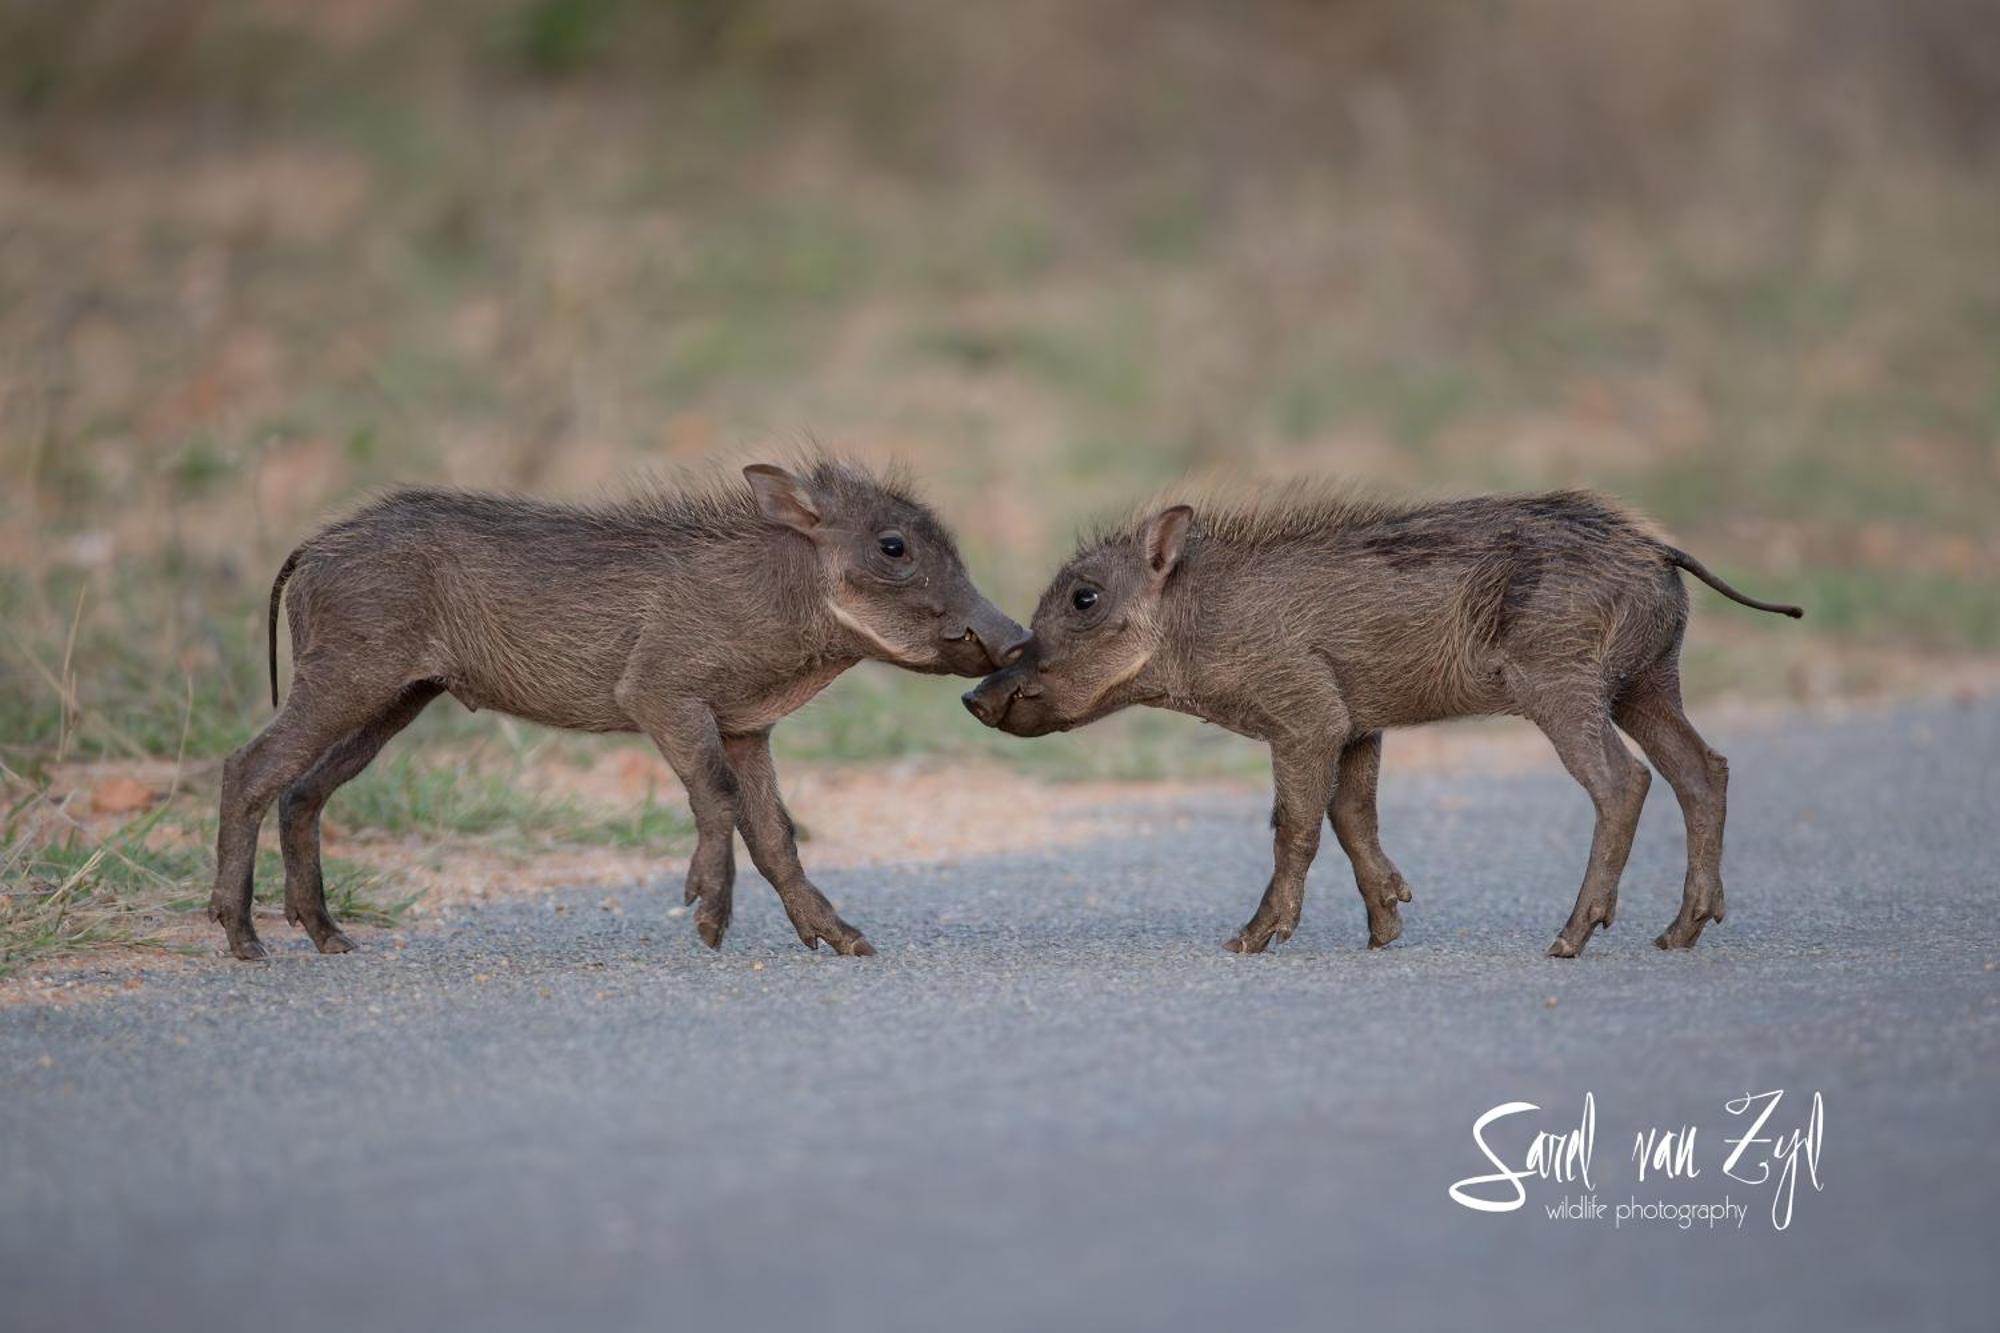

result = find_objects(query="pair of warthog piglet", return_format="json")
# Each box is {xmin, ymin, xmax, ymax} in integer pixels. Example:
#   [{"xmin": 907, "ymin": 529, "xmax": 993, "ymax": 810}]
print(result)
[{"xmin": 212, "ymin": 458, "xmax": 1801, "ymax": 964}]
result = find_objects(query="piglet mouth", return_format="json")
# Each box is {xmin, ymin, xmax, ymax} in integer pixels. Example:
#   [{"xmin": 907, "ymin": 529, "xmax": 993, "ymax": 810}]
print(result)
[
  {"xmin": 961, "ymin": 681, "xmax": 1017, "ymax": 727},
  {"xmin": 960, "ymin": 670, "xmax": 1031, "ymax": 724},
  {"xmin": 941, "ymin": 619, "xmax": 1033, "ymax": 674}
]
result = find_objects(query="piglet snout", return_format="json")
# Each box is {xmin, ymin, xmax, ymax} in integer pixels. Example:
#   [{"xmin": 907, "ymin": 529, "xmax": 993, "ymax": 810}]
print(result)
[
  {"xmin": 962, "ymin": 670, "xmax": 1025, "ymax": 726},
  {"xmin": 967, "ymin": 609, "xmax": 1032, "ymax": 670}
]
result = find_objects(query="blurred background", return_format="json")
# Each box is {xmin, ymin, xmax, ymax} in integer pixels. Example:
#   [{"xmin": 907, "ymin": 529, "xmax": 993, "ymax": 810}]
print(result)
[{"xmin": 3, "ymin": 1, "xmax": 1997, "ymax": 965}]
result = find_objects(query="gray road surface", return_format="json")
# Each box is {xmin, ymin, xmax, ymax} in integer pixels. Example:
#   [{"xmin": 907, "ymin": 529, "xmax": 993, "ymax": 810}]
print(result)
[{"xmin": 4, "ymin": 699, "xmax": 1997, "ymax": 1331}]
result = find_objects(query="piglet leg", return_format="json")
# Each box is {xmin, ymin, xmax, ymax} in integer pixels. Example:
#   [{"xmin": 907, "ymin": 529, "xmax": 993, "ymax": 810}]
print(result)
[
  {"xmin": 725, "ymin": 730, "xmax": 874, "ymax": 957},
  {"xmin": 1329, "ymin": 731, "xmax": 1414, "ymax": 948},
  {"xmin": 635, "ymin": 698, "xmax": 740, "ymax": 950},
  {"xmin": 1526, "ymin": 691, "xmax": 1651, "ymax": 959},
  {"xmin": 1227, "ymin": 737, "xmax": 1341, "ymax": 954}
]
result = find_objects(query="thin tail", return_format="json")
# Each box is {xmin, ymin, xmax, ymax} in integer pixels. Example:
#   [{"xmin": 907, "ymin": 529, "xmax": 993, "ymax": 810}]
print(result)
[
  {"xmin": 1666, "ymin": 546, "xmax": 1803, "ymax": 618},
  {"xmin": 268, "ymin": 549, "xmax": 303, "ymax": 707}
]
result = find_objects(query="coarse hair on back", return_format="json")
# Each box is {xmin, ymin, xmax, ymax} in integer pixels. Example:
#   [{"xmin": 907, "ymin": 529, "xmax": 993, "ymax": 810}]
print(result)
[
  {"xmin": 312, "ymin": 450, "xmax": 931, "ymax": 547},
  {"xmin": 1080, "ymin": 476, "xmax": 1665, "ymax": 558},
  {"xmin": 605, "ymin": 449, "xmax": 929, "ymax": 531},
  {"xmin": 1079, "ymin": 474, "xmax": 1415, "ymax": 557}
]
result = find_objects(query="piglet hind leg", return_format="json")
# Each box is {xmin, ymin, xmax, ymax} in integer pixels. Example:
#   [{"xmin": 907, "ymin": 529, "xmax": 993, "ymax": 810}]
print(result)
[
  {"xmin": 212, "ymin": 679, "xmax": 397, "ymax": 960},
  {"xmin": 277, "ymin": 681, "xmax": 442, "ymax": 953},
  {"xmin": 1614, "ymin": 668, "xmax": 1729, "ymax": 950},
  {"xmin": 1518, "ymin": 678, "xmax": 1650, "ymax": 959}
]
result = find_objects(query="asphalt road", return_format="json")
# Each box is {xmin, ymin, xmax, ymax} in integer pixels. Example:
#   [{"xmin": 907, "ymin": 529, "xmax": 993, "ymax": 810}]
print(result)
[{"xmin": 4, "ymin": 698, "xmax": 1997, "ymax": 1332}]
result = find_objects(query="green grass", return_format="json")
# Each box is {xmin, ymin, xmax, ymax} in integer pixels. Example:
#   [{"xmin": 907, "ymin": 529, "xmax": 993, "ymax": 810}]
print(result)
[
  {"xmin": 1, "ymin": 804, "xmax": 193, "ymax": 974},
  {"xmin": 332, "ymin": 747, "xmax": 695, "ymax": 849},
  {"xmin": 1754, "ymin": 568, "xmax": 2000, "ymax": 652},
  {"xmin": 0, "ymin": 795, "xmax": 411, "ymax": 978},
  {"xmin": 0, "ymin": 603, "xmax": 263, "ymax": 767},
  {"xmin": 1271, "ymin": 356, "xmax": 1480, "ymax": 451}
]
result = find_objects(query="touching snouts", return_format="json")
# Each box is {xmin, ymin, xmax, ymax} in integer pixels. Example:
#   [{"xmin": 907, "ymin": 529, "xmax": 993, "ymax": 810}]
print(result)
[
  {"xmin": 948, "ymin": 603, "xmax": 1032, "ymax": 673},
  {"xmin": 962, "ymin": 659, "xmax": 1033, "ymax": 726},
  {"xmin": 977, "ymin": 614, "xmax": 1033, "ymax": 671}
]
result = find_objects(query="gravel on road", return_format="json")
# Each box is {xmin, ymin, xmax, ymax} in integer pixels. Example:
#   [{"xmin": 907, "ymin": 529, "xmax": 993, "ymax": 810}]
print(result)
[{"xmin": 4, "ymin": 698, "xmax": 1996, "ymax": 1332}]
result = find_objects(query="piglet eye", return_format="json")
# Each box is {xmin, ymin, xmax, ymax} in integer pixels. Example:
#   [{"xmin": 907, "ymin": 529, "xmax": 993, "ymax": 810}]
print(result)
[
  {"xmin": 1072, "ymin": 587, "xmax": 1099, "ymax": 611},
  {"xmin": 878, "ymin": 534, "xmax": 907, "ymax": 559}
]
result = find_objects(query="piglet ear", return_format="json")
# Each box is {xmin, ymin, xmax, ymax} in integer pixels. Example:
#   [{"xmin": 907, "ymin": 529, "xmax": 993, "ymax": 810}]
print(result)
[
  {"xmin": 744, "ymin": 464, "xmax": 821, "ymax": 534},
  {"xmin": 1142, "ymin": 505, "xmax": 1193, "ymax": 586}
]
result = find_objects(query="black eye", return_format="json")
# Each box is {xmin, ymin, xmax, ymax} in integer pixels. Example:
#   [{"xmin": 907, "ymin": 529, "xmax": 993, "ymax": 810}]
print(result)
[
  {"xmin": 878, "ymin": 534, "xmax": 907, "ymax": 559},
  {"xmin": 1072, "ymin": 587, "xmax": 1099, "ymax": 612}
]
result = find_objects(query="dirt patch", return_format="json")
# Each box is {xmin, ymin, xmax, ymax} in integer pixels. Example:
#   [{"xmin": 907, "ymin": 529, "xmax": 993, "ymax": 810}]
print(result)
[{"xmin": 0, "ymin": 950, "xmax": 206, "ymax": 1009}]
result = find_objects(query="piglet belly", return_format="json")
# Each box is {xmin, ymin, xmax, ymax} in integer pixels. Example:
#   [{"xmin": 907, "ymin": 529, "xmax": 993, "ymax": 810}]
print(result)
[{"xmin": 711, "ymin": 661, "xmax": 853, "ymax": 733}]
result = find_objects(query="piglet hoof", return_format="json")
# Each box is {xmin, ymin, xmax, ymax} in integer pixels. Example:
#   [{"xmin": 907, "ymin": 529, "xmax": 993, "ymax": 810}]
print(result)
[
  {"xmin": 1655, "ymin": 893, "xmax": 1723, "ymax": 950},
  {"xmin": 1367, "ymin": 914, "xmax": 1403, "ymax": 949},
  {"xmin": 816, "ymin": 927, "xmax": 874, "ymax": 957},
  {"xmin": 695, "ymin": 913, "xmax": 729, "ymax": 951},
  {"xmin": 1225, "ymin": 927, "xmax": 1273, "ymax": 955},
  {"xmin": 229, "ymin": 937, "xmax": 269, "ymax": 962},
  {"xmin": 1549, "ymin": 899, "xmax": 1614, "ymax": 958},
  {"xmin": 802, "ymin": 929, "xmax": 874, "ymax": 957},
  {"xmin": 791, "ymin": 914, "xmax": 874, "ymax": 957},
  {"xmin": 293, "ymin": 910, "xmax": 354, "ymax": 954},
  {"xmin": 1654, "ymin": 921, "xmax": 1707, "ymax": 950}
]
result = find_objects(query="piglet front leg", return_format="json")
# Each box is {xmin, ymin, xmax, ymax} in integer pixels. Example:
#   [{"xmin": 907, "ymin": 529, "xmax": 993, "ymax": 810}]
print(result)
[
  {"xmin": 724, "ymin": 731, "xmax": 874, "ymax": 956},
  {"xmin": 1226, "ymin": 737, "xmax": 1341, "ymax": 954},
  {"xmin": 634, "ymin": 697, "xmax": 741, "ymax": 950},
  {"xmin": 1330, "ymin": 731, "xmax": 1415, "ymax": 949}
]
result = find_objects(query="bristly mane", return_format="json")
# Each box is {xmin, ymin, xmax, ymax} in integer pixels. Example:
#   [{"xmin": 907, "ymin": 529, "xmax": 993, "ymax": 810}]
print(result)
[
  {"xmin": 348, "ymin": 453, "xmax": 932, "ymax": 544},
  {"xmin": 1082, "ymin": 481, "xmax": 1653, "ymax": 556},
  {"xmin": 612, "ymin": 451, "xmax": 925, "ymax": 522},
  {"xmin": 1081, "ymin": 478, "xmax": 1414, "ymax": 555}
]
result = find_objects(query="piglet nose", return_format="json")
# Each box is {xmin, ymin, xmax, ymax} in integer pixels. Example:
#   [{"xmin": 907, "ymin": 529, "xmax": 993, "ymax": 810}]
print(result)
[
  {"xmin": 966, "ymin": 610, "xmax": 1031, "ymax": 671},
  {"xmin": 962, "ymin": 674, "xmax": 1022, "ymax": 727},
  {"xmin": 995, "ymin": 626, "xmax": 1033, "ymax": 666}
]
